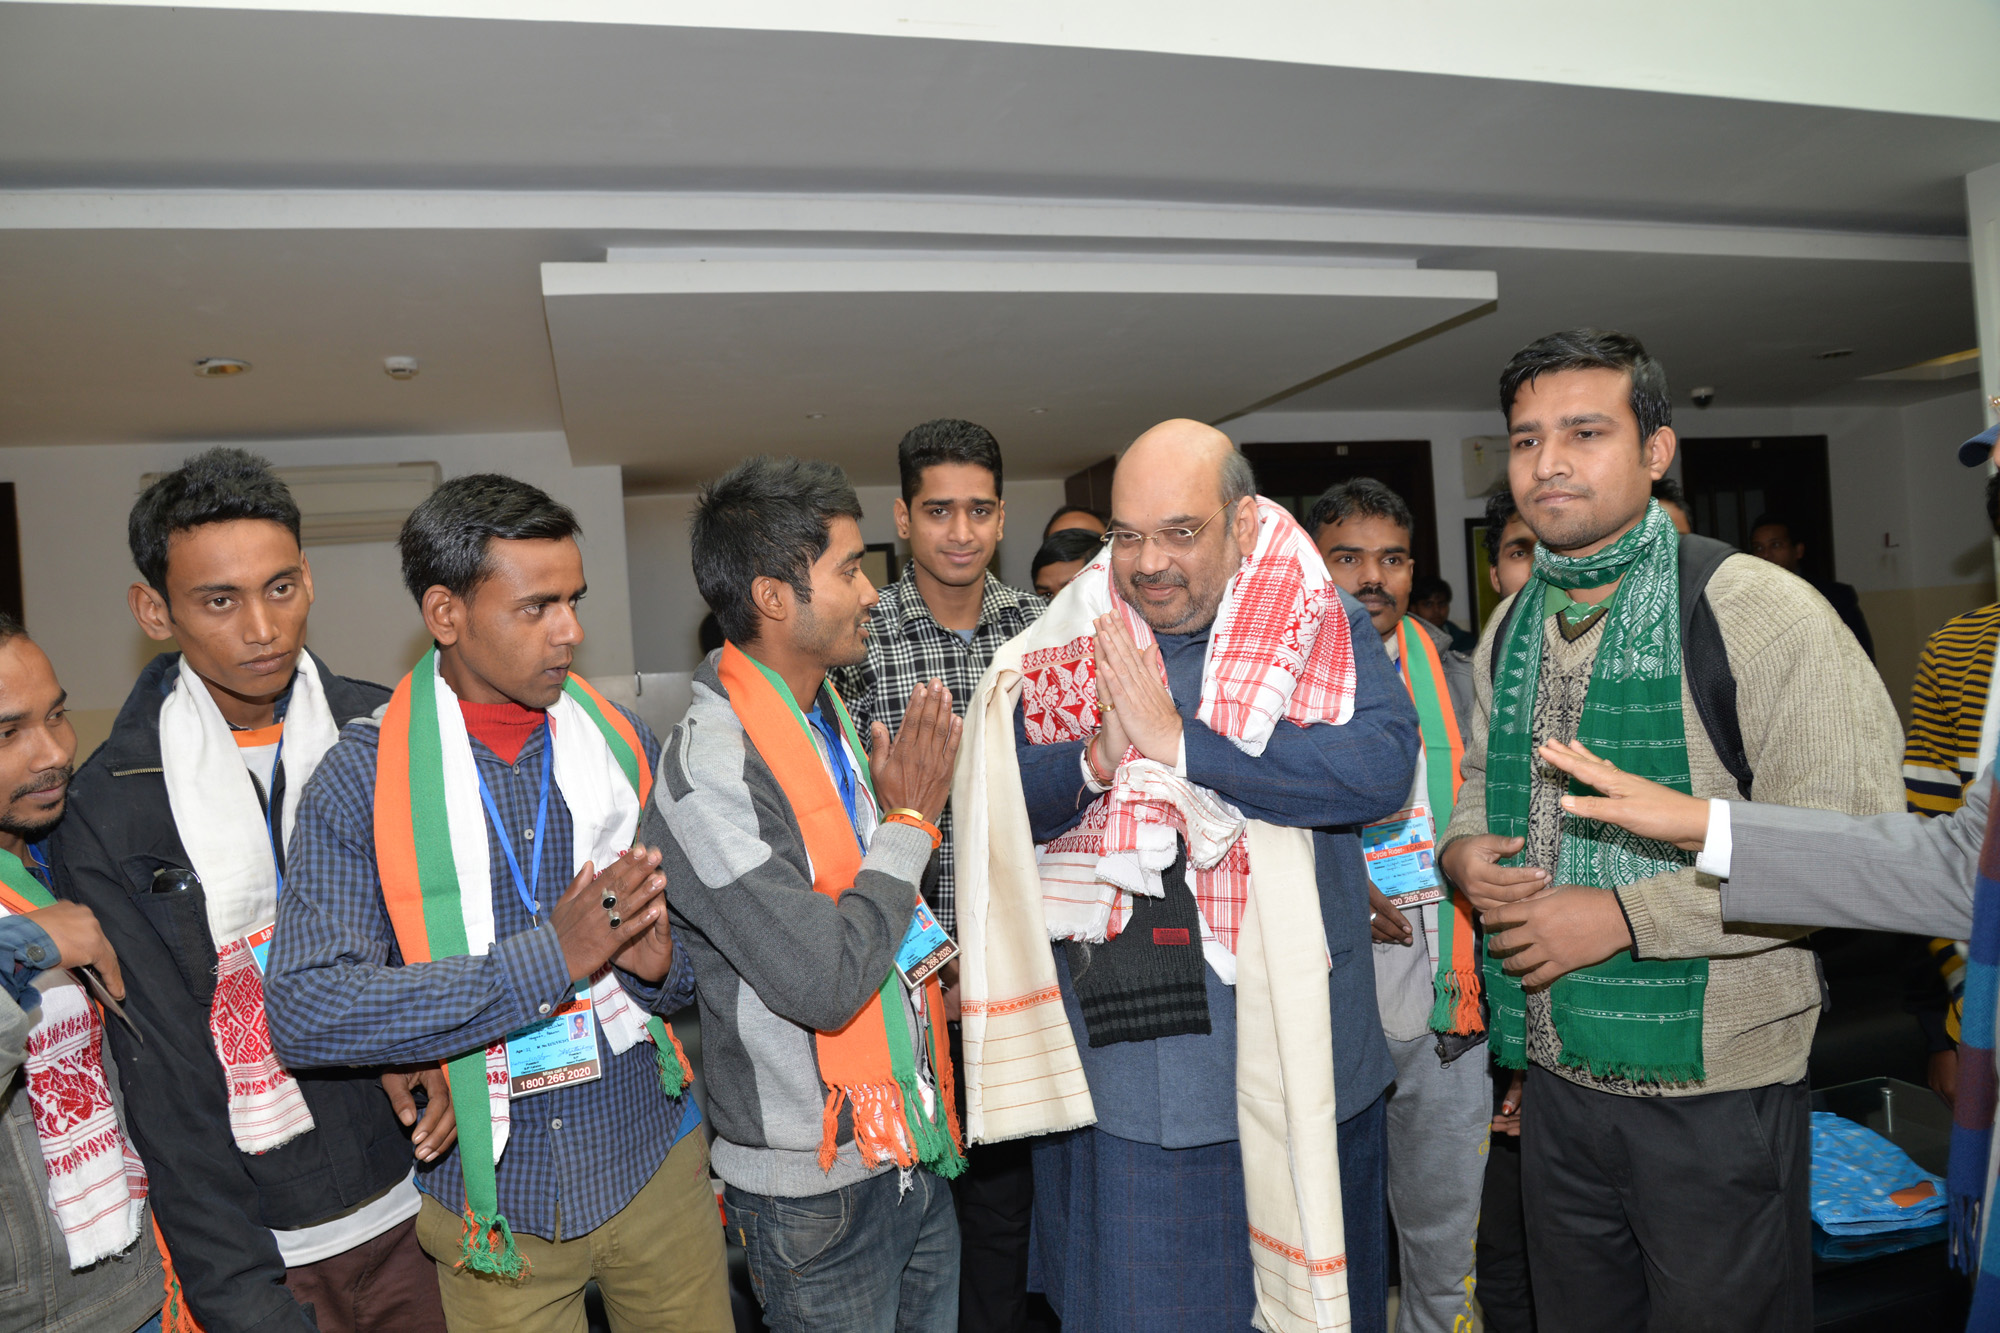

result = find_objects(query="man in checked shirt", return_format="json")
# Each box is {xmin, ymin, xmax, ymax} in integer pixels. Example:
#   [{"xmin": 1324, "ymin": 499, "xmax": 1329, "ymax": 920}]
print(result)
[{"xmin": 829, "ymin": 418, "xmax": 1047, "ymax": 1333}]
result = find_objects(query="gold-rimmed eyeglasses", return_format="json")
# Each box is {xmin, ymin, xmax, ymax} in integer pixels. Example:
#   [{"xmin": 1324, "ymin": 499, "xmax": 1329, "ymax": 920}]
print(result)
[{"xmin": 1104, "ymin": 501, "xmax": 1234, "ymax": 559}]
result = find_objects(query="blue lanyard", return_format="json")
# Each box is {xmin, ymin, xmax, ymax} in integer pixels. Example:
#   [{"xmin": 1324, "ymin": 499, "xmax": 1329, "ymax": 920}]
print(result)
[
  {"xmin": 806, "ymin": 705, "xmax": 866, "ymax": 851},
  {"xmin": 24, "ymin": 841, "xmax": 48, "ymax": 890},
  {"xmin": 474, "ymin": 719, "xmax": 554, "ymax": 920},
  {"xmin": 265, "ymin": 729, "xmax": 287, "ymax": 896}
]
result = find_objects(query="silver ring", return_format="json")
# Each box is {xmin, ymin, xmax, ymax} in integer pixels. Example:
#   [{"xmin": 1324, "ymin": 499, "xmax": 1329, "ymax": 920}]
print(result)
[
  {"xmin": 1369, "ymin": 910, "xmax": 1378, "ymax": 923},
  {"xmin": 601, "ymin": 892, "xmax": 618, "ymax": 910},
  {"xmin": 608, "ymin": 912, "xmax": 622, "ymax": 929}
]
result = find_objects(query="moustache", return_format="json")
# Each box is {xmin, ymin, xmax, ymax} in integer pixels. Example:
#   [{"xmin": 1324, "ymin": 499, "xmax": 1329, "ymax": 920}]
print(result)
[
  {"xmin": 1128, "ymin": 568, "xmax": 1189, "ymax": 590},
  {"xmin": 1529, "ymin": 482, "xmax": 1592, "ymax": 503},
  {"xmin": 1356, "ymin": 583, "xmax": 1390, "ymax": 600},
  {"xmin": 11, "ymin": 766, "xmax": 70, "ymax": 803}
]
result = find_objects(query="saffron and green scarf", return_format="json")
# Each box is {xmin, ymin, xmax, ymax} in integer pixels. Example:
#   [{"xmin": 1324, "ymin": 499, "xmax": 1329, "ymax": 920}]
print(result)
[
  {"xmin": 374, "ymin": 649, "xmax": 690, "ymax": 1279},
  {"xmin": 1394, "ymin": 617, "xmax": 1481, "ymax": 1035},
  {"xmin": 717, "ymin": 643, "xmax": 965, "ymax": 1181},
  {"xmin": 1484, "ymin": 500, "xmax": 1708, "ymax": 1084}
]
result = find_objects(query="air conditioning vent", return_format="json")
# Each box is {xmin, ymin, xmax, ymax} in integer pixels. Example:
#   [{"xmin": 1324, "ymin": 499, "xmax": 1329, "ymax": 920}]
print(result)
[{"xmin": 140, "ymin": 460, "xmax": 440, "ymax": 545}]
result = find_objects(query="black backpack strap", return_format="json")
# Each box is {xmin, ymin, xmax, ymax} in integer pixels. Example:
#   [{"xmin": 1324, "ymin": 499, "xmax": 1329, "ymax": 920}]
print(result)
[
  {"xmin": 1487, "ymin": 589, "xmax": 1531, "ymax": 687},
  {"xmin": 1677, "ymin": 534, "xmax": 1753, "ymax": 800},
  {"xmin": 1485, "ymin": 533, "xmax": 1752, "ymax": 799}
]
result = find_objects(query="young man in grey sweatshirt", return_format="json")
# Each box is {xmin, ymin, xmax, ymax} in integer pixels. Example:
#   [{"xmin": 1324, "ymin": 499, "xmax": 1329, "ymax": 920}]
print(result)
[{"xmin": 646, "ymin": 456, "xmax": 964, "ymax": 1333}]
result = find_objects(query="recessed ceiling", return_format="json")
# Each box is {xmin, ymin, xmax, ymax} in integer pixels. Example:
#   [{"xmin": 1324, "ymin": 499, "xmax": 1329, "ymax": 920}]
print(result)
[
  {"xmin": 1274, "ymin": 248, "xmax": 1979, "ymax": 415},
  {"xmin": 540, "ymin": 257, "xmax": 1496, "ymax": 485},
  {"xmin": 5, "ymin": 4, "xmax": 2000, "ymax": 233},
  {"xmin": 2, "ymin": 2, "xmax": 1993, "ymax": 473}
]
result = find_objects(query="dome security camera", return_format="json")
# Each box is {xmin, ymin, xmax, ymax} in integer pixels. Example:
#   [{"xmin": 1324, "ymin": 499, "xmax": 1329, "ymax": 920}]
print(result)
[{"xmin": 1690, "ymin": 386, "xmax": 1716, "ymax": 409}]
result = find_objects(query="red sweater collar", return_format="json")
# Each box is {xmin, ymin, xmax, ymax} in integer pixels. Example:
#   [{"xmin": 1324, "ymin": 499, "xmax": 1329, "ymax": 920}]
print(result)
[{"xmin": 458, "ymin": 698, "xmax": 545, "ymax": 764}]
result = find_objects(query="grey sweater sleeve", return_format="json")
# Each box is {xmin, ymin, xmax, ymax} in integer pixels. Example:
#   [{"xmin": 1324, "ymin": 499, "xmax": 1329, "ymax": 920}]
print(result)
[
  {"xmin": 0, "ymin": 990, "xmax": 28, "ymax": 1085},
  {"xmin": 1719, "ymin": 772, "xmax": 1985, "ymax": 942},
  {"xmin": 645, "ymin": 699, "xmax": 934, "ymax": 1034}
]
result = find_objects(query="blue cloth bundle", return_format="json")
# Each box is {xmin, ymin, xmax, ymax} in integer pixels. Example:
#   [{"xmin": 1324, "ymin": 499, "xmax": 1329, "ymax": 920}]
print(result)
[{"xmin": 1811, "ymin": 1111, "xmax": 1948, "ymax": 1236}]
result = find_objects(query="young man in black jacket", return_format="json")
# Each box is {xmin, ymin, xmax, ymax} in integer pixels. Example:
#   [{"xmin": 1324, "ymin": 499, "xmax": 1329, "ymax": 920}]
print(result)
[{"xmin": 52, "ymin": 450, "xmax": 449, "ymax": 1333}]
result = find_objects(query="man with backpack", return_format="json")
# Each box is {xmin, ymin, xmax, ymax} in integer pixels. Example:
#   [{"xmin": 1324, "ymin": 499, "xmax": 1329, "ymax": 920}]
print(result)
[{"xmin": 1438, "ymin": 329, "xmax": 1902, "ymax": 1332}]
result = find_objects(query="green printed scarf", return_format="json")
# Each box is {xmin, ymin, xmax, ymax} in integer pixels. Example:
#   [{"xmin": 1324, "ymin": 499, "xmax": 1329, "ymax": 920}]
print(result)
[{"xmin": 1484, "ymin": 500, "xmax": 1708, "ymax": 1084}]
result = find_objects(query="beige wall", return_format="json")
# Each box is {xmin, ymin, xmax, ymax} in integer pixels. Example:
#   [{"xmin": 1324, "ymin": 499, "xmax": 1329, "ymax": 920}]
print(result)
[
  {"xmin": 1228, "ymin": 390, "xmax": 1993, "ymax": 730},
  {"xmin": 626, "ymin": 477, "xmax": 1068, "ymax": 673},
  {"xmin": 1, "ymin": 431, "xmax": 634, "ymax": 755},
  {"xmin": 1864, "ymin": 581, "xmax": 1999, "ymax": 735}
]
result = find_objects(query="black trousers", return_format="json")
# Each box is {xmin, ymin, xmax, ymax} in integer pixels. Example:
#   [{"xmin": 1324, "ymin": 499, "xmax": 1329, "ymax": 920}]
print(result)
[
  {"xmin": 947, "ymin": 1022, "xmax": 1046, "ymax": 1333},
  {"xmin": 1476, "ymin": 1129, "xmax": 1536, "ymax": 1333},
  {"xmin": 1520, "ymin": 1066, "xmax": 1811, "ymax": 1333}
]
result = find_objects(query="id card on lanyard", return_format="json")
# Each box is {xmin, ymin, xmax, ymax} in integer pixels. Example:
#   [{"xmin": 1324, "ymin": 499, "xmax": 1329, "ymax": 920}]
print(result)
[
  {"xmin": 806, "ymin": 705, "xmax": 958, "ymax": 986},
  {"xmin": 506, "ymin": 983, "xmax": 604, "ymax": 1097},
  {"xmin": 1362, "ymin": 806, "xmax": 1445, "ymax": 910},
  {"xmin": 479, "ymin": 719, "xmax": 605, "ymax": 1096}
]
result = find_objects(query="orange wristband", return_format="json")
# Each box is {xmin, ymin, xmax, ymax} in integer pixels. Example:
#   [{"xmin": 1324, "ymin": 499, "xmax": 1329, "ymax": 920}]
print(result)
[
  {"xmin": 883, "ymin": 808, "xmax": 943, "ymax": 850},
  {"xmin": 1084, "ymin": 734, "xmax": 1115, "ymax": 787}
]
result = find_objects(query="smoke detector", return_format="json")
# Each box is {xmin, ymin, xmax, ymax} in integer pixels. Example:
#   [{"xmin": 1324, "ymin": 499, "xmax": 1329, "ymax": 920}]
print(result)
[
  {"xmin": 383, "ymin": 356, "xmax": 419, "ymax": 380},
  {"xmin": 193, "ymin": 358, "xmax": 251, "ymax": 377}
]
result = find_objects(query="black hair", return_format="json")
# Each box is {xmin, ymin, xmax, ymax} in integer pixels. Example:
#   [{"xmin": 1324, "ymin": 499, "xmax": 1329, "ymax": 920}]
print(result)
[
  {"xmin": 0, "ymin": 613, "xmax": 25, "ymax": 647},
  {"xmin": 1483, "ymin": 489, "xmax": 1520, "ymax": 566},
  {"xmin": 1412, "ymin": 575, "xmax": 1452, "ymax": 606},
  {"xmin": 1306, "ymin": 477, "xmax": 1413, "ymax": 541},
  {"xmin": 1042, "ymin": 505, "xmax": 1106, "ymax": 538},
  {"xmin": 1499, "ymin": 328, "xmax": 1672, "ymax": 443},
  {"xmin": 1031, "ymin": 527, "xmax": 1104, "ymax": 578},
  {"xmin": 1987, "ymin": 472, "xmax": 2000, "ymax": 539},
  {"xmin": 1651, "ymin": 476, "xmax": 1687, "ymax": 508},
  {"xmin": 693, "ymin": 456, "xmax": 864, "ymax": 647},
  {"xmin": 897, "ymin": 419, "xmax": 1003, "ymax": 505},
  {"xmin": 697, "ymin": 612, "xmax": 725, "ymax": 657},
  {"xmin": 129, "ymin": 447, "xmax": 302, "ymax": 596},
  {"xmin": 1749, "ymin": 513, "xmax": 1793, "ymax": 541},
  {"xmin": 397, "ymin": 473, "xmax": 580, "ymax": 604}
]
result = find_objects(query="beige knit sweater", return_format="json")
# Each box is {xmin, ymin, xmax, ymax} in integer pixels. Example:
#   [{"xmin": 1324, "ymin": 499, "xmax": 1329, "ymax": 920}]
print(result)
[{"xmin": 1442, "ymin": 551, "xmax": 1903, "ymax": 1096}]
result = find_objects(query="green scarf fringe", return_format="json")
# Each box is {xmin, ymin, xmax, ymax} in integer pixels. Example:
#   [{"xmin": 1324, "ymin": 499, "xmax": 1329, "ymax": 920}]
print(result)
[
  {"xmin": 458, "ymin": 1209, "xmax": 527, "ymax": 1281},
  {"xmin": 648, "ymin": 1016, "xmax": 688, "ymax": 1097}
]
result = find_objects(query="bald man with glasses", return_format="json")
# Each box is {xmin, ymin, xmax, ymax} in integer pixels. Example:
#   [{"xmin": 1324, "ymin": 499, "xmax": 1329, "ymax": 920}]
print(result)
[{"xmin": 957, "ymin": 420, "xmax": 1420, "ymax": 1333}]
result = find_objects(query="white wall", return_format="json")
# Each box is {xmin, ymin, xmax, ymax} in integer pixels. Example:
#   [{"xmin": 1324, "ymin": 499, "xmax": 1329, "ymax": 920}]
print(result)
[
  {"xmin": 1225, "ymin": 390, "xmax": 1992, "ymax": 724},
  {"xmin": 0, "ymin": 430, "xmax": 634, "ymax": 718},
  {"xmin": 1226, "ymin": 390, "xmax": 1991, "ymax": 617},
  {"xmin": 626, "ymin": 478, "xmax": 1066, "ymax": 672}
]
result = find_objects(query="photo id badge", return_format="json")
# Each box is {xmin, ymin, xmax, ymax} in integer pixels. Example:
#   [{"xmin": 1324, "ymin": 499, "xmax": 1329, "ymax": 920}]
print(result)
[
  {"xmin": 1362, "ymin": 806, "xmax": 1446, "ymax": 910},
  {"xmin": 245, "ymin": 923, "xmax": 277, "ymax": 975},
  {"xmin": 504, "ymin": 983, "xmax": 603, "ymax": 1098},
  {"xmin": 895, "ymin": 900, "xmax": 958, "ymax": 989}
]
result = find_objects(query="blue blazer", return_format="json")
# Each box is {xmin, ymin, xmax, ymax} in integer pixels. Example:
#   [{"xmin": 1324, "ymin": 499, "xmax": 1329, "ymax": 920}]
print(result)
[{"xmin": 1012, "ymin": 588, "xmax": 1418, "ymax": 1145}]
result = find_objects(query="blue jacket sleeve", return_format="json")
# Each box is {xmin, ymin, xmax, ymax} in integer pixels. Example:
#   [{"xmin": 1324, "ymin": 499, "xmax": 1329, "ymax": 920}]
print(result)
[
  {"xmin": 1182, "ymin": 596, "xmax": 1420, "ymax": 830},
  {"xmin": 1013, "ymin": 708, "xmax": 1099, "ymax": 844},
  {"xmin": 0, "ymin": 916, "xmax": 55, "ymax": 1008}
]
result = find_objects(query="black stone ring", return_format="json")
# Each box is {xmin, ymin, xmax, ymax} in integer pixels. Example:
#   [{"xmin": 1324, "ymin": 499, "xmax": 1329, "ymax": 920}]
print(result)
[
  {"xmin": 608, "ymin": 912, "xmax": 623, "ymax": 929},
  {"xmin": 601, "ymin": 892, "xmax": 618, "ymax": 910}
]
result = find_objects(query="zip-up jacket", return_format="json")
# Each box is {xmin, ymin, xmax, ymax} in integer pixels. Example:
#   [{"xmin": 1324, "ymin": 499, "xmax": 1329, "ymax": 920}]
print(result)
[{"xmin": 49, "ymin": 651, "xmax": 411, "ymax": 1333}]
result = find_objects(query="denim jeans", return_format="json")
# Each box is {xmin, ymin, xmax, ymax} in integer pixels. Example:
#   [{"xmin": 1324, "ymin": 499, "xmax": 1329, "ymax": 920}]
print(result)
[{"xmin": 724, "ymin": 1166, "xmax": 960, "ymax": 1333}]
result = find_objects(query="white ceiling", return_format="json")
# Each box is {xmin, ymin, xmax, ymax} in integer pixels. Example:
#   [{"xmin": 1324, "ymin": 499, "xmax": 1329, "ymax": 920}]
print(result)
[
  {"xmin": 540, "ymin": 258, "xmax": 1494, "ymax": 486},
  {"xmin": 2, "ymin": 3, "xmax": 1995, "ymax": 482},
  {"xmin": 6, "ymin": 5, "xmax": 1999, "ymax": 232}
]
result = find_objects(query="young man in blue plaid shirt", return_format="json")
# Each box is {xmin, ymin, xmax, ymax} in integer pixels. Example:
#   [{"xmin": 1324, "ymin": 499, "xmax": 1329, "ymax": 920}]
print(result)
[
  {"xmin": 829, "ymin": 419, "xmax": 1047, "ymax": 1333},
  {"xmin": 264, "ymin": 476, "xmax": 730, "ymax": 1333}
]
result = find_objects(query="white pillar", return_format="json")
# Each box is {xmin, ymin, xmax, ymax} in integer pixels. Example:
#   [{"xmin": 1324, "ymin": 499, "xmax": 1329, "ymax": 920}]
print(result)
[{"xmin": 1970, "ymin": 164, "xmax": 2000, "ymax": 586}]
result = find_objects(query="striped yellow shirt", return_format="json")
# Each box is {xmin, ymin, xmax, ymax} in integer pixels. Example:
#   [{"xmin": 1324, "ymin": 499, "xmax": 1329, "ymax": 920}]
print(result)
[
  {"xmin": 1902, "ymin": 601, "xmax": 1999, "ymax": 1042},
  {"xmin": 1903, "ymin": 601, "xmax": 2000, "ymax": 816}
]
